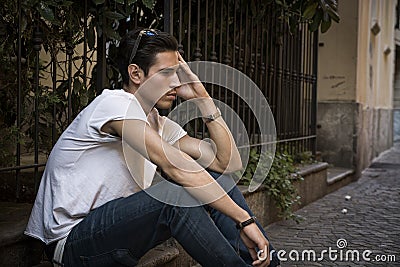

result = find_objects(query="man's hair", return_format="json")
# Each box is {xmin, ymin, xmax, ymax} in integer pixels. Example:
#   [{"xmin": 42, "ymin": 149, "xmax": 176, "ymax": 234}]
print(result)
[{"xmin": 116, "ymin": 28, "xmax": 178, "ymax": 86}]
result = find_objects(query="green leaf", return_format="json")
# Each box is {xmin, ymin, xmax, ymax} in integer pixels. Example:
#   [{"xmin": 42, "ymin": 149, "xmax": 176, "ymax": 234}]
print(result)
[
  {"xmin": 80, "ymin": 93, "xmax": 88, "ymax": 106},
  {"xmin": 61, "ymin": 1, "xmax": 74, "ymax": 6},
  {"xmin": 47, "ymin": 0, "xmax": 74, "ymax": 6},
  {"xmin": 103, "ymin": 26, "xmax": 121, "ymax": 41},
  {"xmin": 114, "ymin": 0, "xmax": 125, "ymax": 3},
  {"xmin": 127, "ymin": 0, "xmax": 138, "ymax": 4},
  {"xmin": 309, "ymin": 9, "xmax": 323, "ymax": 32},
  {"xmin": 92, "ymin": 0, "xmax": 105, "ymax": 5},
  {"xmin": 326, "ymin": 6, "xmax": 340, "ymax": 22},
  {"xmin": 103, "ymin": 11, "xmax": 125, "ymax": 20},
  {"xmin": 303, "ymin": 2, "xmax": 318, "ymax": 20},
  {"xmin": 289, "ymin": 15, "xmax": 299, "ymax": 34},
  {"xmin": 73, "ymin": 78, "xmax": 82, "ymax": 93},
  {"xmin": 37, "ymin": 2, "xmax": 55, "ymax": 22},
  {"xmin": 320, "ymin": 17, "xmax": 331, "ymax": 33},
  {"xmin": 87, "ymin": 24, "xmax": 95, "ymax": 50},
  {"xmin": 142, "ymin": 0, "xmax": 156, "ymax": 9}
]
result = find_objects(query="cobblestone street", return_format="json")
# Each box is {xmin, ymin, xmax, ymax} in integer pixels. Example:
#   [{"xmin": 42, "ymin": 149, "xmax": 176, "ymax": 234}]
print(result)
[{"xmin": 265, "ymin": 143, "xmax": 400, "ymax": 266}]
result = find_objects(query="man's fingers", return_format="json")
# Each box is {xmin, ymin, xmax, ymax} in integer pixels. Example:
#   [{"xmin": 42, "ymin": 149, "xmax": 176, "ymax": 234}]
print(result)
[
  {"xmin": 253, "ymin": 244, "xmax": 270, "ymax": 267},
  {"xmin": 248, "ymin": 248, "xmax": 258, "ymax": 261},
  {"xmin": 257, "ymin": 245, "xmax": 268, "ymax": 261},
  {"xmin": 177, "ymin": 51, "xmax": 186, "ymax": 63},
  {"xmin": 252, "ymin": 258, "xmax": 270, "ymax": 267}
]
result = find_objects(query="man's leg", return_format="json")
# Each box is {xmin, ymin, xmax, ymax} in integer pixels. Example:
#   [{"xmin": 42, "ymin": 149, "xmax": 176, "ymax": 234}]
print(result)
[
  {"xmin": 206, "ymin": 171, "xmax": 281, "ymax": 267},
  {"xmin": 63, "ymin": 183, "xmax": 251, "ymax": 267}
]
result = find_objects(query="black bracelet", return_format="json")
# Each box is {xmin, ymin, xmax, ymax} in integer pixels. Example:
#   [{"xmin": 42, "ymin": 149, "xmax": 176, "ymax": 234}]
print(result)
[{"xmin": 236, "ymin": 216, "xmax": 257, "ymax": 230}]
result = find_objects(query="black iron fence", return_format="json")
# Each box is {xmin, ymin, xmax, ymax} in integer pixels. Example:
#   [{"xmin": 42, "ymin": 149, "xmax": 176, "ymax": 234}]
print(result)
[{"xmin": 0, "ymin": 0, "xmax": 317, "ymax": 202}]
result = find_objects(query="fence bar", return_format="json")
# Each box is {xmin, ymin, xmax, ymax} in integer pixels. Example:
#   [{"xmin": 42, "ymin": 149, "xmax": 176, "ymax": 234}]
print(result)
[
  {"xmin": 204, "ymin": 0, "xmax": 209, "ymax": 60},
  {"xmin": 0, "ymin": 164, "xmax": 46, "ymax": 173},
  {"xmin": 16, "ymin": 0, "xmax": 22, "ymax": 200},
  {"xmin": 96, "ymin": 33, "xmax": 106, "ymax": 95},
  {"xmin": 163, "ymin": 0, "xmax": 173, "ymax": 34},
  {"xmin": 83, "ymin": 0, "xmax": 88, "ymax": 96},
  {"xmin": 66, "ymin": 37, "xmax": 73, "ymax": 124},
  {"xmin": 311, "ymin": 31, "xmax": 318, "ymax": 154},
  {"xmin": 187, "ymin": 0, "xmax": 191, "ymax": 60},
  {"xmin": 178, "ymin": 0, "xmax": 184, "ymax": 55},
  {"xmin": 33, "ymin": 27, "xmax": 42, "ymax": 194},
  {"xmin": 237, "ymin": 135, "xmax": 317, "ymax": 149}
]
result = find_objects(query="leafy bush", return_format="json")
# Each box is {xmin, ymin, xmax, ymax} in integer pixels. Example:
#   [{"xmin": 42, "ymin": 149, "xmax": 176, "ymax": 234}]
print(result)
[{"xmin": 238, "ymin": 148, "xmax": 304, "ymax": 222}]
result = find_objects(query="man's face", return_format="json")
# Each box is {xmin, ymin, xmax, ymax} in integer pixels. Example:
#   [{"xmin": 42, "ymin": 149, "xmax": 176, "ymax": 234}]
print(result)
[{"xmin": 137, "ymin": 51, "xmax": 181, "ymax": 110}]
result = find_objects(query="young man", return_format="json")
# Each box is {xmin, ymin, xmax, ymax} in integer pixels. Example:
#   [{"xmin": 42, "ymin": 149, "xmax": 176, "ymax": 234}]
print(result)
[{"xmin": 25, "ymin": 28, "xmax": 280, "ymax": 267}]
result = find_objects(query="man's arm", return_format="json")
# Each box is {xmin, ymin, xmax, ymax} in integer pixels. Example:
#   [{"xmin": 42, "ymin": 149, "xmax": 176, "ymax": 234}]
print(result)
[
  {"xmin": 108, "ymin": 119, "xmax": 269, "ymax": 266},
  {"xmin": 174, "ymin": 98, "xmax": 242, "ymax": 174},
  {"xmin": 174, "ymin": 52, "xmax": 242, "ymax": 174}
]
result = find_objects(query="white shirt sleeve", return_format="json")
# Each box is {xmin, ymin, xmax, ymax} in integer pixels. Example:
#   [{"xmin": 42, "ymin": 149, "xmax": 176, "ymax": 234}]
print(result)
[
  {"xmin": 89, "ymin": 93, "xmax": 148, "ymax": 139},
  {"xmin": 161, "ymin": 116, "xmax": 187, "ymax": 145}
]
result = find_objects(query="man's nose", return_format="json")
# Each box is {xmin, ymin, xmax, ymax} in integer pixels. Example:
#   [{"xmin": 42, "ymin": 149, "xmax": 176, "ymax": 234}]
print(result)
[{"xmin": 169, "ymin": 73, "xmax": 181, "ymax": 88}]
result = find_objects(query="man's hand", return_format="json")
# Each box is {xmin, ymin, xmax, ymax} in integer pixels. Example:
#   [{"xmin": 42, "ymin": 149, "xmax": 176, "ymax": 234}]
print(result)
[
  {"xmin": 240, "ymin": 223, "xmax": 270, "ymax": 267},
  {"xmin": 175, "ymin": 52, "xmax": 209, "ymax": 100}
]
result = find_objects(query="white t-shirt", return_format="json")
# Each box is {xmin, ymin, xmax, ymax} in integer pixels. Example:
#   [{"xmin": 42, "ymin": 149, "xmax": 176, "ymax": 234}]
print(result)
[{"xmin": 24, "ymin": 89, "xmax": 187, "ymax": 244}]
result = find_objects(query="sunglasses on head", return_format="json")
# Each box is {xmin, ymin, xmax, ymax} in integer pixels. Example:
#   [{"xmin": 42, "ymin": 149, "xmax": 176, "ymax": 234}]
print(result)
[{"xmin": 129, "ymin": 29, "xmax": 160, "ymax": 64}]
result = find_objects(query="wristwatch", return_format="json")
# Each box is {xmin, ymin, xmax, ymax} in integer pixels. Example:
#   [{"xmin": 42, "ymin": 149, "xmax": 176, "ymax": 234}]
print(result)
[{"xmin": 202, "ymin": 108, "xmax": 221, "ymax": 123}]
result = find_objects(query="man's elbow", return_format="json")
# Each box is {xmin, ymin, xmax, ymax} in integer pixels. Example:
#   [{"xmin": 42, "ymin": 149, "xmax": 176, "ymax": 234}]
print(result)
[{"xmin": 217, "ymin": 158, "xmax": 243, "ymax": 173}]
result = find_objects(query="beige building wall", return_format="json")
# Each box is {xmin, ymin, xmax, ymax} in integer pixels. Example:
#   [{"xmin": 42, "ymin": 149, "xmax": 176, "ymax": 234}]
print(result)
[
  {"xmin": 317, "ymin": 0, "xmax": 395, "ymax": 175},
  {"xmin": 39, "ymin": 42, "xmax": 96, "ymax": 90},
  {"xmin": 357, "ymin": 0, "xmax": 395, "ymax": 109},
  {"xmin": 318, "ymin": 0, "xmax": 358, "ymax": 102}
]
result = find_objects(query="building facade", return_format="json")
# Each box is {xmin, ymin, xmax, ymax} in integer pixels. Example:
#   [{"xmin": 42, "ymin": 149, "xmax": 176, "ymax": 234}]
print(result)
[{"xmin": 317, "ymin": 0, "xmax": 397, "ymax": 175}]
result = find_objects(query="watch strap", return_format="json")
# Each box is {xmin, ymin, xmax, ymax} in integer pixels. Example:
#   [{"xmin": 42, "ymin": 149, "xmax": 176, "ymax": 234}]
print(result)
[{"xmin": 203, "ymin": 107, "xmax": 221, "ymax": 123}]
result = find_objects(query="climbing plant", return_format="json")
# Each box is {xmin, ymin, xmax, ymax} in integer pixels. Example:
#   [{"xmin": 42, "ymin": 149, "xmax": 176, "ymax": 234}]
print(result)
[{"xmin": 238, "ymin": 148, "xmax": 305, "ymax": 222}]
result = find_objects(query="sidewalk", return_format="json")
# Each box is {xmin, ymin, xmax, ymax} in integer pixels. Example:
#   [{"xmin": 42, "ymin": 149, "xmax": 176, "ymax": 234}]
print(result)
[{"xmin": 265, "ymin": 143, "xmax": 400, "ymax": 266}]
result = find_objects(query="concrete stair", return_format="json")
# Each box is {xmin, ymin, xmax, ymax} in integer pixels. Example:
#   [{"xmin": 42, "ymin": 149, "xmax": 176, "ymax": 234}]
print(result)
[
  {"xmin": 326, "ymin": 167, "xmax": 355, "ymax": 193},
  {"xmin": 0, "ymin": 202, "xmax": 186, "ymax": 267},
  {"xmin": 0, "ymin": 202, "xmax": 43, "ymax": 267},
  {"xmin": 137, "ymin": 242, "xmax": 180, "ymax": 267}
]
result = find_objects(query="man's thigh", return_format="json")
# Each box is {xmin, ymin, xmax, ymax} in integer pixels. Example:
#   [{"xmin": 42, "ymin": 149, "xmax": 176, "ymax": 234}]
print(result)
[{"xmin": 63, "ymin": 189, "xmax": 170, "ymax": 266}]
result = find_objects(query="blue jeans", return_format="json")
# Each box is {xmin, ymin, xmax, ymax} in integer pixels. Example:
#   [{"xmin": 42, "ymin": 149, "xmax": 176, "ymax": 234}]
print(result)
[{"xmin": 62, "ymin": 172, "xmax": 280, "ymax": 267}]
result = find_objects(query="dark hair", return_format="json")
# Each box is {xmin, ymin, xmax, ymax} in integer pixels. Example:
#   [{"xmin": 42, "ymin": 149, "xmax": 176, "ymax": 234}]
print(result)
[{"xmin": 116, "ymin": 28, "xmax": 178, "ymax": 86}]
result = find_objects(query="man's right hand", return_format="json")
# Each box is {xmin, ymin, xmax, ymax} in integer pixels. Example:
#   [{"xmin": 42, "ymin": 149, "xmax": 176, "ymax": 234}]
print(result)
[{"xmin": 240, "ymin": 223, "xmax": 270, "ymax": 267}]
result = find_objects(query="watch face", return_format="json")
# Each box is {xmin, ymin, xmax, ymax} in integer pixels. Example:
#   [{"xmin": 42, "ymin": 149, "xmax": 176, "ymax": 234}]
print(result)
[{"xmin": 203, "ymin": 108, "xmax": 221, "ymax": 122}]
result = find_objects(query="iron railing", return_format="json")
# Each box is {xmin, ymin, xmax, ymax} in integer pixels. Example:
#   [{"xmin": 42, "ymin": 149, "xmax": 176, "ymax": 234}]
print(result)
[{"xmin": 0, "ymin": 0, "xmax": 318, "ymax": 202}]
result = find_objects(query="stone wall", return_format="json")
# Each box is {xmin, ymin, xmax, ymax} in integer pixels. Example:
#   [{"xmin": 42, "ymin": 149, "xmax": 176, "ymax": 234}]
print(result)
[
  {"xmin": 316, "ymin": 102, "xmax": 358, "ymax": 169},
  {"xmin": 317, "ymin": 101, "xmax": 393, "ymax": 175},
  {"xmin": 356, "ymin": 105, "xmax": 393, "ymax": 174},
  {"xmin": 394, "ymin": 110, "xmax": 400, "ymax": 142}
]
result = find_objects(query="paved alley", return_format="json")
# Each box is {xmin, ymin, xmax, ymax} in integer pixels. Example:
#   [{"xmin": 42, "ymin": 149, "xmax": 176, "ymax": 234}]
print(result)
[{"xmin": 265, "ymin": 143, "xmax": 400, "ymax": 266}]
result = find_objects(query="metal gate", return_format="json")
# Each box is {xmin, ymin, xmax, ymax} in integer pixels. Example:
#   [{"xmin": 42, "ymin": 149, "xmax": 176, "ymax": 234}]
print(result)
[{"xmin": 0, "ymin": 0, "xmax": 317, "ymax": 202}]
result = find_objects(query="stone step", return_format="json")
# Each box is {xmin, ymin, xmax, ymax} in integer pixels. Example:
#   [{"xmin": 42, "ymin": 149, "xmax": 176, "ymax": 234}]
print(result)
[
  {"xmin": 29, "ymin": 244, "xmax": 181, "ymax": 267},
  {"xmin": 0, "ymin": 202, "xmax": 182, "ymax": 267},
  {"xmin": 32, "ymin": 261, "xmax": 52, "ymax": 267},
  {"xmin": 326, "ymin": 167, "xmax": 355, "ymax": 193},
  {"xmin": 0, "ymin": 202, "xmax": 44, "ymax": 267},
  {"xmin": 137, "ymin": 243, "xmax": 180, "ymax": 267}
]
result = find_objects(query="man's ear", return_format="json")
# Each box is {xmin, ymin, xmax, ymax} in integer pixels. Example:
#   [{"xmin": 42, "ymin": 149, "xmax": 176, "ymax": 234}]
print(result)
[{"xmin": 128, "ymin": 64, "xmax": 141, "ymax": 85}]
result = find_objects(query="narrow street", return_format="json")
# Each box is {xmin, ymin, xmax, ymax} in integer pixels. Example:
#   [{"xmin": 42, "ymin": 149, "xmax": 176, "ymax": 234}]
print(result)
[{"xmin": 265, "ymin": 143, "xmax": 400, "ymax": 266}]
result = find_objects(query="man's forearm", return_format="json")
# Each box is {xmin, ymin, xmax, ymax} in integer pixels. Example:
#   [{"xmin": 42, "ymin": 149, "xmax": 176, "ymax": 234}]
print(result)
[
  {"xmin": 164, "ymin": 159, "xmax": 250, "ymax": 223},
  {"xmin": 194, "ymin": 97, "xmax": 242, "ymax": 172}
]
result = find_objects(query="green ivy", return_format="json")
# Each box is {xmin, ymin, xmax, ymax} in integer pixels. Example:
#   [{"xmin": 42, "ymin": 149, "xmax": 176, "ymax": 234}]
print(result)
[{"xmin": 237, "ymin": 148, "xmax": 304, "ymax": 222}]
